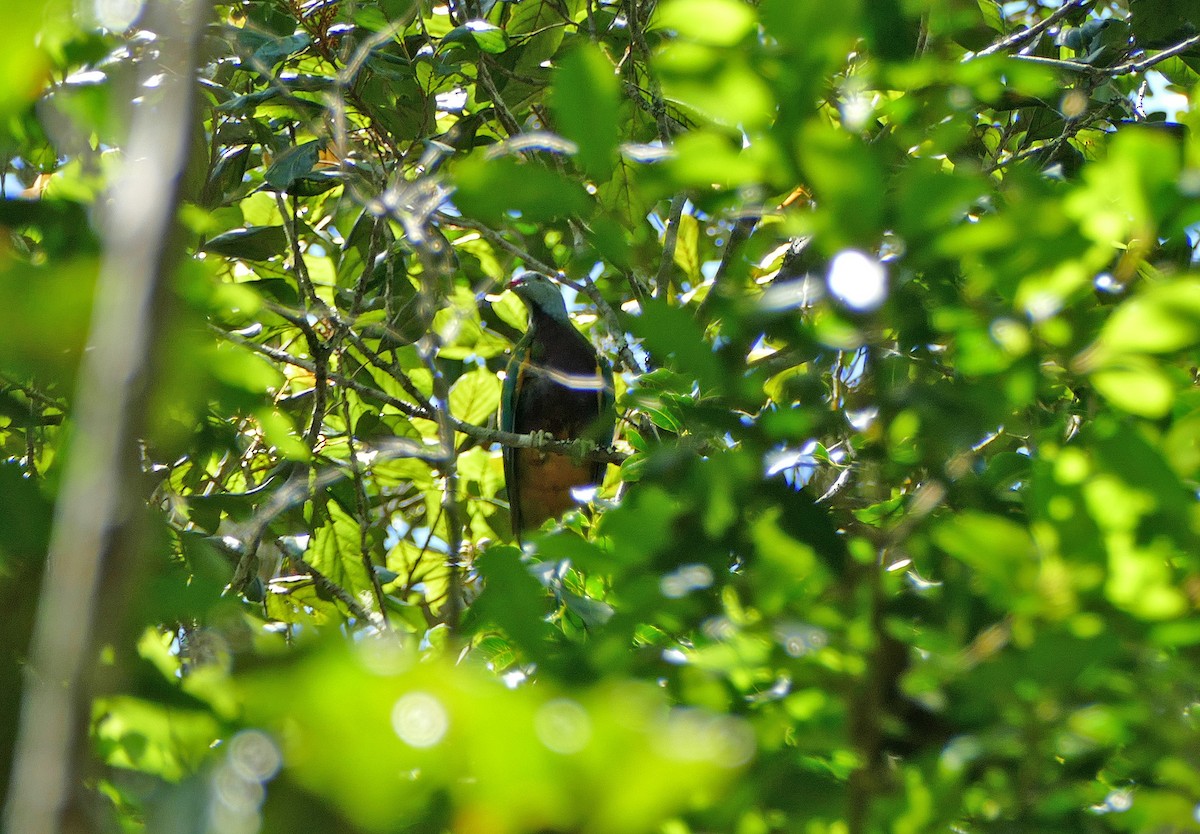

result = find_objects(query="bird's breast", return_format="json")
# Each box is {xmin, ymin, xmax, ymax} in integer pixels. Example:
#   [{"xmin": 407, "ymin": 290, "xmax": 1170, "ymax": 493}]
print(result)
[{"xmin": 513, "ymin": 447, "xmax": 595, "ymax": 532}]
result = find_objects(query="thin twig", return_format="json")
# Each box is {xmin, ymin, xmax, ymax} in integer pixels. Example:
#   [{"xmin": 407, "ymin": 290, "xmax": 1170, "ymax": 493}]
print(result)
[
  {"xmin": 624, "ymin": 0, "xmax": 674, "ymax": 144},
  {"xmin": 437, "ymin": 211, "xmax": 558, "ymax": 274},
  {"xmin": 476, "ymin": 57, "xmax": 522, "ymax": 136},
  {"xmin": 695, "ymin": 214, "xmax": 757, "ymax": 324},
  {"xmin": 343, "ymin": 396, "xmax": 389, "ymax": 625},
  {"xmin": 274, "ymin": 191, "xmax": 317, "ymax": 304},
  {"xmin": 653, "ymin": 193, "xmax": 687, "ymax": 296},
  {"xmin": 418, "ymin": 332, "xmax": 465, "ymax": 631},
  {"xmin": 292, "ymin": 554, "xmax": 374, "ymax": 621},
  {"xmin": 230, "ymin": 196, "xmax": 337, "ymax": 592}
]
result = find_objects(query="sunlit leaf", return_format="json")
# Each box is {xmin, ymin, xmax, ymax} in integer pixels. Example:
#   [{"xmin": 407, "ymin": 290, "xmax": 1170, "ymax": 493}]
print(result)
[
  {"xmin": 1095, "ymin": 277, "xmax": 1200, "ymax": 356},
  {"xmin": 449, "ymin": 367, "xmax": 502, "ymax": 426},
  {"xmin": 653, "ymin": 0, "xmax": 757, "ymax": 47},
  {"xmin": 1090, "ymin": 355, "xmax": 1175, "ymax": 418}
]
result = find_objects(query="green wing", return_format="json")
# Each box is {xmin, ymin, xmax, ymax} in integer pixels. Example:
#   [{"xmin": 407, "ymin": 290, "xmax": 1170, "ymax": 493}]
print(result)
[
  {"xmin": 592, "ymin": 358, "xmax": 616, "ymax": 483},
  {"xmin": 501, "ymin": 333, "xmax": 532, "ymax": 534}
]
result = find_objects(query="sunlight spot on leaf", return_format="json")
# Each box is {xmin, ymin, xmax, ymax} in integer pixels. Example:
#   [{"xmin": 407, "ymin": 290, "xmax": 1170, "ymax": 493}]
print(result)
[
  {"xmin": 620, "ymin": 142, "xmax": 671, "ymax": 163},
  {"xmin": 1093, "ymin": 272, "xmax": 1124, "ymax": 294},
  {"xmin": 436, "ymin": 88, "xmax": 467, "ymax": 112},
  {"xmin": 502, "ymin": 668, "xmax": 529, "ymax": 688},
  {"xmin": 1024, "ymin": 290, "xmax": 1062, "ymax": 322},
  {"xmin": 570, "ymin": 484, "xmax": 599, "ymax": 503},
  {"xmin": 759, "ymin": 275, "xmax": 824, "ymax": 311},
  {"xmin": 840, "ymin": 85, "xmax": 875, "ymax": 132},
  {"xmin": 1091, "ymin": 788, "xmax": 1133, "ymax": 814},
  {"xmin": 846, "ymin": 406, "xmax": 878, "ymax": 431},
  {"xmin": 662, "ymin": 647, "xmax": 689, "ymax": 665},
  {"xmin": 660, "ymin": 564, "xmax": 714, "ymax": 598}
]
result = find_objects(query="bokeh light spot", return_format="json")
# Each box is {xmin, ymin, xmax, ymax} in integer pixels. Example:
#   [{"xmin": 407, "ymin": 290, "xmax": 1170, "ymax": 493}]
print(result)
[
  {"xmin": 827, "ymin": 250, "xmax": 888, "ymax": 312},
  {"xmin": 228, "ymin": 730, "xmax": 281, "ymax": 783},
  {"xmin": 534, "ymin": 698, "xmax": 592, "ymax": 755},
  {"xmin": 392, "ymin": 692, "xmax": 449, "ymax": 748}
]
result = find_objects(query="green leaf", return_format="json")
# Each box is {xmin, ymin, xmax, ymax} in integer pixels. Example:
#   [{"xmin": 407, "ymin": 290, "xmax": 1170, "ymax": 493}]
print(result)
[
  {"xmin": 1130, "ymin": 0, "xmax": 1200, "ymax": 50},
  {"xmin": 1106, "ymin": 537, "xmax": 1188, "ymax": 620},
  {"xmin": 200, "ymin": 145, "xmax": 250, "ymax": 208},
  {"xmin": 264, "ymin": 140, "xmax": 323, "ymax": 191},
  {"xmin": 1090, "ymin": 355, "xmax": 1175, "ymax": 418},
  {"xmin": 798, "ymin": 120, "xmax": 885, "ymax": 246},
  {"xmin": 446, "ymin": 20, "xmax": 509, "ymax": 54},
  {"xmin": 250, "ymin": 32, "xmax": 312, "ymax": 67},
  {"xmin": 1095, "ymin": 278, "xmax": 1200, "ymax": 356},
  {"xmin": 0, "ymin": 197, "xmax": 99, "ymax": 256},
  {"xmin": 248, "ymin": 277, "xmax": 299, "ymax": 307},
  {"xmin": 449, "ymin": 367, "xmax": 503, "ymax": 426},
  {"xmin": 0, "ymin": 2, "xmax": 52, "ymax": 120},
  {"xmin": 655, "ymin": 43, "xmax": 774, "ymax": 128},
  {"xmin": 666, "ymin": 129, "xmax": 767, "ymax": 189},
  {"xmin": 286, "ymin": 170, "xmax": 341, "ymax": 197},
  {"xmin": 310, "ymin": 500, "xmax": 373, "ymax": 601},
  {"xmin": 626, "ymin": 298, "xmax": 723, "ymax": 392},
  {"xmin": 464, "ymin": 545, "xmax": 557, "ymax": 658},
  {"xmin": 931, "ymin": 511, "xmax": 1036, "ymax": 602},
  {"xmin": 654, "ymin": 0, "xmax": 757, "ymax": 46},
  {"xmin": 452, "ymin": 155, "xmax": 590, "ymax": 223},
  {"xmin": 0, "ymin": 462, "xmax": 52, "ymax": 560},
  {"xmin": 551, "ymin": 43, "xmax": 620, "ymax": 177},
  {"xmin": 255, "ymin": 408, "xmax": 310, "ymax": 460},
  {"xmin": 671, "ymin": 212, "xmax": 701, "ymax": 284},
  {"xmin": 201, "ymin": 226, "xmax": 288, "ymax": 260}
]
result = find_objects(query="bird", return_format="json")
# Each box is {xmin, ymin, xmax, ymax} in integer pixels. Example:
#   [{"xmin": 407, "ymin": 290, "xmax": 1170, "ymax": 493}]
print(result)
[{"xmin": 500, "ymin": 272, "xmax": 614, "ymax": 540}]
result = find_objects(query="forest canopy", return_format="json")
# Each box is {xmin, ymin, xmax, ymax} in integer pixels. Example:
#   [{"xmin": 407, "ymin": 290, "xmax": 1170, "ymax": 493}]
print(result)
[{"xmin": 5, "ymin": 1, "xmax": 1200, "ymax": 832}]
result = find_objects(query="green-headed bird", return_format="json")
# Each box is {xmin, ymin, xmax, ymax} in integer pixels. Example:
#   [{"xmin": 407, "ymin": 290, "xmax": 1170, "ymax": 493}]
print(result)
[{"xmin": 501, "ymin": 272, "xmax": 615, "ymax": 540}]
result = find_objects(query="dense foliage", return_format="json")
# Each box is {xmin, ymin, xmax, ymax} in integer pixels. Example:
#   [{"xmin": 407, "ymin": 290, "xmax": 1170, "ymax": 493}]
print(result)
[{"xmin": 5, "ymin": 0, "xmax": 1200, "ymax": 831}]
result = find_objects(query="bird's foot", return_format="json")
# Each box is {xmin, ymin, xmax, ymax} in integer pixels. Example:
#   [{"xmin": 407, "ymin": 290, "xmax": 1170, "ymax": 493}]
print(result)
[
  {"xmin": 529, "ymin": 429, "xmax": 555, "ymax": 460},
  {"xmin": 566, "ymin": 437, "xmax": 595, "ymax": 464}
]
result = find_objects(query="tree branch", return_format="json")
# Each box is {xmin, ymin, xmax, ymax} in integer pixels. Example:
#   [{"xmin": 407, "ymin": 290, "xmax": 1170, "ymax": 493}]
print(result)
[
  {"xmin": 1006, "ymin": 33, "xmax": 1200, "ymax": 78},
  {"xmin": 974, "ymin": 0, "xmax": 1094, "ymax": 58},
  {"xmin": 653, "ymin": 193, "xmax": 687, "ymax": 297},
  {"xmin": 1110, "ymin": 33, "xmax": 1200, "ymax": 75},
  {"xmin": 213, "ymin": 325, "xmax": 628, "ymax": 464}
]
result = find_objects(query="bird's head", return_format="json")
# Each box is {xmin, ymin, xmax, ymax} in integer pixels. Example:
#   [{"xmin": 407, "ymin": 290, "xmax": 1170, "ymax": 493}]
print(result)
[{"xmin": 509, "ymin": 271, "xmax": 570, "ymax": 324}]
